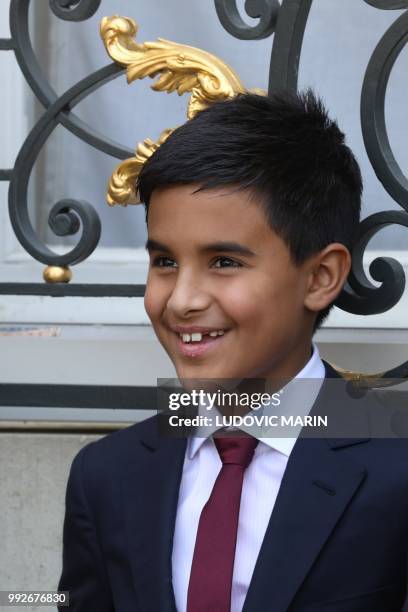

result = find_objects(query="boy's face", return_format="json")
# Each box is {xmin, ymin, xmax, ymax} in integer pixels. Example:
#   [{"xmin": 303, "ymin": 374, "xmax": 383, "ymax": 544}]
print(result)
[{"xmin": 144, "ymin": 184, "xmax": 316, "ymax": 382}]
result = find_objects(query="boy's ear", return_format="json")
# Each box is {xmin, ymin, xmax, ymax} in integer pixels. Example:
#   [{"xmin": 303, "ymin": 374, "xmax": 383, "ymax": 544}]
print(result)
[{"xmin": 303, "ymin": 243, "xmax": 351, "ymax": 313}]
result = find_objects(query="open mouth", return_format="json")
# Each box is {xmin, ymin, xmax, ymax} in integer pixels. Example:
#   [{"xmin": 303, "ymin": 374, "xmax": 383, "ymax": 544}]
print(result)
[
  {"xmin": 174, "ymin": 330, "xmax": 228, "ymax": 357},
  {"xmin": 179, "ymin": 330, "xmax": 224, "ymax": 343}
]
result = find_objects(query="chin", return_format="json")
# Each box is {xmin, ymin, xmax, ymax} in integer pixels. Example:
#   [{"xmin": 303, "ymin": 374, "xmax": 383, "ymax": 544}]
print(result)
[
  {"xmin": 175, "ymin": 363, "xmax": 220, "ymax": 381},
  {"xmin": 175, "ymin": 361, "xmax": 242, "ymax": 382},
  {"xmin": 175, "ymin": 363, "xmax": 214, "ymax": 379}
]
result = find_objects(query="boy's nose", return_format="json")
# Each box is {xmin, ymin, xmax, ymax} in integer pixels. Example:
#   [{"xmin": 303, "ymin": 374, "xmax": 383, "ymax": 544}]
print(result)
[{"xmin": 166, "ymin": 271, "xmax": 212, "ymax": 317}]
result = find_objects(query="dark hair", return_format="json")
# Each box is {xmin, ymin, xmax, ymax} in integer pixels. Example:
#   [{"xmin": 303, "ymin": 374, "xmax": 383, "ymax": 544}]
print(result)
[{"xmin": 137, "ymin": 90, "xmax": 362, "ymax": 330}]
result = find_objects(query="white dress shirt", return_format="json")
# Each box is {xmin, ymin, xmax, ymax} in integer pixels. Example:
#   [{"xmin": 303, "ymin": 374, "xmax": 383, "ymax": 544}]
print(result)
[{"xmin": 171, "ymin": 343, "xmax": 325, "ymax": 612}]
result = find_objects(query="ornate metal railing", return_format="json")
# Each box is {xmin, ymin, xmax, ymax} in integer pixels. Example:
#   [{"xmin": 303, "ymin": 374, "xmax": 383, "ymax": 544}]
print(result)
[{"xmin": 1, "ymin": 0, "xmax": 408, "ymax": 380}]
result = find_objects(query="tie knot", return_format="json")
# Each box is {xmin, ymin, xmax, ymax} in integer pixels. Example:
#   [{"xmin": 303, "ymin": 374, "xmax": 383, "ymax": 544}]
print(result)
[{"xmin": 214, "ymin": 435, "xmax": 258, "ymax": 468}]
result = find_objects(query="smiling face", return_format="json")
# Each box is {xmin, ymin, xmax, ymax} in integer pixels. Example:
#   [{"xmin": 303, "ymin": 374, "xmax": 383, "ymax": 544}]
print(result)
[{"xmin": 144, "ymin": 184, "xmax": 317, "ymax": 382}]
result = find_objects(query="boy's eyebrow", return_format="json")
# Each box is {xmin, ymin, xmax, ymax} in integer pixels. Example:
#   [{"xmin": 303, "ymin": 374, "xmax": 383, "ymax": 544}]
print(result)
[
  {"xmin": 201, "ymin": 241, "xmax": 256, "ymax": 256},
  {"xmin": 145, "ymin": 239, "xmax": 171, "ymax": 253},
  {"xmin": 145, "ymin": 239, "xmax": 256, "ymax": 257}
]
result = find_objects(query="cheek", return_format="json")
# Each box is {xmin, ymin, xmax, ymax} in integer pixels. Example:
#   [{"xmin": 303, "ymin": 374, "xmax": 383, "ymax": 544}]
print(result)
[
  {"xmin": 227, "ymin": 296, "xmax": 260, "ymax": 325},
  {"xmin": 143, "ymin": 292, "xmax": 154, "ymax": 322},
  {"xmin": 222, "ymin": 278, "xmax": 284, "ymax": 321},
  {"xmin": 224, "ymin": 274, "xmax": 301, "ymax": 334},
  {"xmin": 144, "ymin": 279, "xmax": 164, "ymax": 323}
]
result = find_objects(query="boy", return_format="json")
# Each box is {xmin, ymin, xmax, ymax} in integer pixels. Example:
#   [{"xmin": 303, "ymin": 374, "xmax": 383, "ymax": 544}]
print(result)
[{"xmin": 58, "ymin": 91, "xmax": 408, "ymax": 611}]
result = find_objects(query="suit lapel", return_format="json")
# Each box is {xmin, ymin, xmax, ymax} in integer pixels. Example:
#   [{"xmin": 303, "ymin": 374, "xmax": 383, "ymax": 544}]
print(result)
[
  {"xmin": 121, "ymin": 423, "xmax": 186, "ymax": 612},
  {"xmin": 243, "ymin": 361, "xmax": 370, "ymax": 612}
]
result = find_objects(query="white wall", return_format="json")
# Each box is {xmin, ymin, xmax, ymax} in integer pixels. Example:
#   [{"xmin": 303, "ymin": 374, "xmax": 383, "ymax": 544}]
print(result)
[{"xmin": 0, "ymin": 433, "xmax": 102, "ymax": 612}]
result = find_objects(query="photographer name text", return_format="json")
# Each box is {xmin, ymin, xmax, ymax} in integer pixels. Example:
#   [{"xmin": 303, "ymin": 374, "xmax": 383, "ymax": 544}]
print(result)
[{"xmin": 167, "ymin": 414, "xmax": 328, "ymax": 428}]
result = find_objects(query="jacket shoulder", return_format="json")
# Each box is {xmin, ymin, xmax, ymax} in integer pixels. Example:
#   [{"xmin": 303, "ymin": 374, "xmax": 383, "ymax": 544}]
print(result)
[{"xmin": 71, "ymin": 415, "xmax": 160, "ymax": 475}]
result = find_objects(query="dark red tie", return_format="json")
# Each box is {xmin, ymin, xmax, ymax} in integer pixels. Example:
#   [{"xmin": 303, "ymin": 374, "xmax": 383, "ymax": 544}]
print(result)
[{"xmin": 186, "ymin": 434, "xmax": 258, "ymax": 612}]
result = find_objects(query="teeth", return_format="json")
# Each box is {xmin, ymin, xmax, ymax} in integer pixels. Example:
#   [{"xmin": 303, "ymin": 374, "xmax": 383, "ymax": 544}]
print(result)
[{"xmin": 180, "ymin": 330, "xmax": 225, "ymax": 343}]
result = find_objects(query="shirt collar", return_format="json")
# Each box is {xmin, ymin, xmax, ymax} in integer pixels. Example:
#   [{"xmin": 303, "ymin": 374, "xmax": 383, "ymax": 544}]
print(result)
[{"xmin": 188, "ymin": 342, "xmax": 325, "ymax": 459}]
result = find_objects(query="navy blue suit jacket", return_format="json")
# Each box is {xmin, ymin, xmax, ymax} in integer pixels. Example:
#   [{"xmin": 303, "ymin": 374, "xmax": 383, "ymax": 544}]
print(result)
[{"xmin": 58, "ymin": 361, "xmax": 408, "ymax": 611}]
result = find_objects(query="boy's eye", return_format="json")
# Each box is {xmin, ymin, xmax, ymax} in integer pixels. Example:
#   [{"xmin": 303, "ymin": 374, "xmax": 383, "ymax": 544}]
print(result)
[
  {"xmin": 213, "ymin": 257, "xmax": 242, "ymax": 268},
  {"xmin": 151, "ymin": 255, "xmax": 242, "ymax": 268},
  {"xmin": 152, "ymin": 256, "xmax": 178, "ymax": 268}
]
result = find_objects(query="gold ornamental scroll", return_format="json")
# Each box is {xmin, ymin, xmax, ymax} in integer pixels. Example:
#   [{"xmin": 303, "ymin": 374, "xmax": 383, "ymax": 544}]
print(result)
[{"xmin": 100, "ymin": 15, "xmax": 246, "ymax": 206}]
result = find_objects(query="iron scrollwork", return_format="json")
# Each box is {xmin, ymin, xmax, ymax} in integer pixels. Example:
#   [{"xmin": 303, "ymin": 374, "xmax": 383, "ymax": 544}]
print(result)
[
  {"xmin": 337, "ymin": 7, "xmax": 408, "ymax": 328},
  {"xmin": 49, "ymin": 0, "xmax": 101, "ymax": 21},
  {"xmin": 214, "ymin": 0, "xmax": 280, "ymax": 40},
  {"xmin": 216, "ymin": 0, "xmax": 314, "ymax": 93},
  {"xmin": 6, "ymin": 0, "xmax": 132, "ymax": 275}
]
